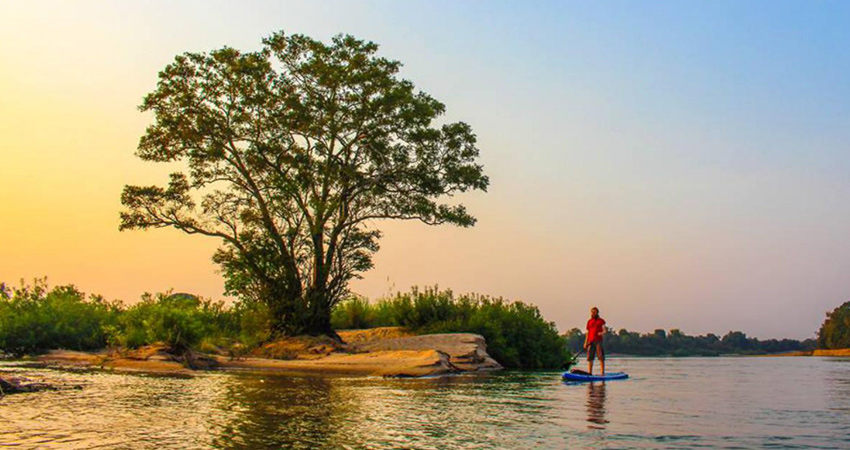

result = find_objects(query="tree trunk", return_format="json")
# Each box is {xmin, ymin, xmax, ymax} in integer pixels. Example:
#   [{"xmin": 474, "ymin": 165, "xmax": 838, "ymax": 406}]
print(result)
[
  {"xmin": 300, "ymin": 287, "xmax": 342, "ymax": 341},
  {"xmin": 262, "ymin": 280, "xmax": 342, "ymax": 341}
]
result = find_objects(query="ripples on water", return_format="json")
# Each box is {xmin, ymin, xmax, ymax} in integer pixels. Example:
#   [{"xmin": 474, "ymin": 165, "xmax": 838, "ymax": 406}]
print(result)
[{"xmin": 1, "ymin": 357, "xmax": 849, "ymax": 449}]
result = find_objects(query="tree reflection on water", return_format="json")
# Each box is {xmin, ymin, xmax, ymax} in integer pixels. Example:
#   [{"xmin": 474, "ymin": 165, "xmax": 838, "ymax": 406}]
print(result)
[{"xmin": 210, "ymin": 374, "xmax": 357, "ymax": 450}]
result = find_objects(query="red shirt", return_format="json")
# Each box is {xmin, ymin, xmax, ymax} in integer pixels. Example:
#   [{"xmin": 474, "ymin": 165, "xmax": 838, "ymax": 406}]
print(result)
[{"xmin": 587, "ymin": 317, "xmax": 606, "ymax": 343}]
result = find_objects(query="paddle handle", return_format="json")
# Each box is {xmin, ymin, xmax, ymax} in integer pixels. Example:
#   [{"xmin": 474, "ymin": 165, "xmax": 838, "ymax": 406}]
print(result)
[{"xmin": 573, "ymin": 347, "xmax": 585, "ymax": 362}]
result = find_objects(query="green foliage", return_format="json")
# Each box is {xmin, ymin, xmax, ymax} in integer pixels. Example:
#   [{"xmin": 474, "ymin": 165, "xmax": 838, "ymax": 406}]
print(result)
[
  {"xmin": 120, "ymin": 30, "xmax": 488, "ymax": 336},
  {"xmin": 0, "ymin": 279, "xmax": 120, "ymax": 356},
  {"xmin": 563, "ymin": 327, "xmax": 816, "ymax": 356},
  {"xmin": 332, "ymin": 287, "xmax": 569, "ymax": 369},
  {"xmin": 818, "ymin": 301, "xmax": 850, "ymax": 349},
  {"xmin": 331, "ymin": 295, "xmax": 373, "ymax": 330},
  {"xmin": 116, "ymin": 293, "xmax": 235, "ymax": 350},
  {"xmin": 0, "ymin": 280, "xmax": 270, "ymax": 356},
  {"xmin": 230, "ymin": 300, "xmax": 273, "ymax": 349}
]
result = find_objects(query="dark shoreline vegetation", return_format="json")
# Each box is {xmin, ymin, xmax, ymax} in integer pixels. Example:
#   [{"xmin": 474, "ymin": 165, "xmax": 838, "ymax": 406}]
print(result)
[{"xmin": 563, "ymin": 328, "xmax": 816, "ymax": 357}]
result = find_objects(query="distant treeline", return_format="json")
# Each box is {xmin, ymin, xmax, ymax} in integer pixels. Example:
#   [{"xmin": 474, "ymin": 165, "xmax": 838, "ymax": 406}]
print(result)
[{"xmin": 563, "ymin": 328, "xmax": 817, "ymax": 356}]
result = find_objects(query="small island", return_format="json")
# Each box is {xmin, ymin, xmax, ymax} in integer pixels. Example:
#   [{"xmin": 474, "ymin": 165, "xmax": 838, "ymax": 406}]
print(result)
[{"xmin": 0, "ymin": 283, "xmax": 568, "ymax": 383}]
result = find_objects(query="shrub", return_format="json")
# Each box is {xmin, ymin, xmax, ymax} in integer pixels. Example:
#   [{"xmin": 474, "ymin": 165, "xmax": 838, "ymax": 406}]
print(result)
[
  {"xmin": 332, "ymin": 287, "xmax": 569, "ymax": 369},
  {"xmin": 331, "ymin": 295, "xmax": 373, "ymax": 330},
  {"xmin": 228, "ymin": 300, "xmax": 272, "ymax": 349},
  {"xmin": 0, "ymin": 280, "xmax": 271, "ymax": 356},
  {"xmin": 115, "ymin": 292, "xmax": 255, "ymax": 351},
  {"xmin": 0, "ymin": 279, "xmax": 119, "ymax": 356},
  {"xmin": 818, "ymin": 301, "xmax": 850, "ymax": 349}
]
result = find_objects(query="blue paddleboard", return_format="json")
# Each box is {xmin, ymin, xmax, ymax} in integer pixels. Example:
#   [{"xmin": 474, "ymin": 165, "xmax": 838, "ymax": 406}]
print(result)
[{"xmin": 562, "ymin": 371, "xmax": 628, "ymax": 382}]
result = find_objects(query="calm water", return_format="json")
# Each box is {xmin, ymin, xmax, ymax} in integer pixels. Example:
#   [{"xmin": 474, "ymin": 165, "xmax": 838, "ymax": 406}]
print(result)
[{"xmin": 1, "ymin": 357, "xmax": 849, "ymax": 449}]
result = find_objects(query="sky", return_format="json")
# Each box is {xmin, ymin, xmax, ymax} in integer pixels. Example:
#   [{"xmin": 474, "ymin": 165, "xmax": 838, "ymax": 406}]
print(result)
[{"xmin": 2, "ymin": 1, "xmax": 849, "ymax": 339}]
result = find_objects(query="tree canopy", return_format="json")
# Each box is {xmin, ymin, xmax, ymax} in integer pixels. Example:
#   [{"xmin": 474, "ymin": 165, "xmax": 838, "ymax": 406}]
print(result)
[
  {"xmin": 817, "ymin": 301, "xmax": 850, "ymax": 349},
  {"xmin": 120, "ymin": 31, "xmax": 488, "ymax": 336}
]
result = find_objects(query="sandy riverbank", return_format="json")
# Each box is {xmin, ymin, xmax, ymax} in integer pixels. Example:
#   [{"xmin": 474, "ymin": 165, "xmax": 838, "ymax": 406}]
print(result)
[
  {"xmin": 755, "ymin": 348, "xmax": 850, "ymax": 357},
  {"xmin": 29, "ymin": 327, "xmax": 502, "ymax": 378},
  {"xmin": 813, "ymin": 348, "xmax": 850, "ymax": 356}
]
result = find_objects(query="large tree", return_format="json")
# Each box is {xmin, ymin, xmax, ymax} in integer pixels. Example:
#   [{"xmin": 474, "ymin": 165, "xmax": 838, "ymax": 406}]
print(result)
[{"xmin": 120, "ymin": 32, "xmax": 488, "ymax": 337}]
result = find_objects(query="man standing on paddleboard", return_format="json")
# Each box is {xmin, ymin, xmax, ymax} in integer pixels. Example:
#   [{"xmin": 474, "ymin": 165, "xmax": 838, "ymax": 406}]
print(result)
[{"xmin": 584, "ymin": 307, "xmax": 606, "ymax": 375}]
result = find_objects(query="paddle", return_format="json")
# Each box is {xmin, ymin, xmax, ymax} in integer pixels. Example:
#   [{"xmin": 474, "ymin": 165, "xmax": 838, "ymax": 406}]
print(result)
[{"xmin": 562, "ymin": 347, "xmax": 585, "ymax": 371}]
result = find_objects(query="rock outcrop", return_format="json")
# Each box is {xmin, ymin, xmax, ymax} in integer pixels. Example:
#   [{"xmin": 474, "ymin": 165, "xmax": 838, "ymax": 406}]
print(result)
[
  {"xmin": 0, "ymin": 375, "xmax": 55, "ymax": 395},
  {"xmin": 212, "ymin": 328, "xmax": 502, "ymax": 376},
  {"xmin": 33, "ymin": 328, "xmax": 503, "ymax": 378},
  {"xmin": 215, "ymin": 348, "xmax": 460, "ymax": 377},
  {"xmin": 36, "ymin": 345, "xmax": 217, "ymax": 375},
  {"xmin": 341, "ymin": 330, "xmax": 503, "ymax": 372}
]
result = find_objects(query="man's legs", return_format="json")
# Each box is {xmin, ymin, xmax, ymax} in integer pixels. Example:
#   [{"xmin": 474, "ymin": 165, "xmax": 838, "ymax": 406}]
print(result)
[
  {"xmin": 587, "ymin": 342, "xmax": 595, "ymax": 374},
  {"xmin": 598, "ymin": 344, "xmax": 605, "ymax": 375}
]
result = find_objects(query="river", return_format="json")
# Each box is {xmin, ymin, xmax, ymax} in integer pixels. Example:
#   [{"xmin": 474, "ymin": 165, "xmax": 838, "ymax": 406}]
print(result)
[{"xmin": 1, "ymin": 356, "xmax": 848, "ymax": 449}]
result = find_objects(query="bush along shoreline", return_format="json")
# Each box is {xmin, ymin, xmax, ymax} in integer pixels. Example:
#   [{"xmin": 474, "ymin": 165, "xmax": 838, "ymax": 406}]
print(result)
[
  {"xmin": 0, "ymin": 281, "xmax": 568, "ymax": 370},
  {"xmin": 0, "ymin": 279, "xmax": 270, "ymax": 361},
  {"xmin": 332, "ymin": 287, "xmax": 571, "ymax": 369},
  {"xmin": 818, "ymin": 301, "xmax": 850, "ymax": 350}
]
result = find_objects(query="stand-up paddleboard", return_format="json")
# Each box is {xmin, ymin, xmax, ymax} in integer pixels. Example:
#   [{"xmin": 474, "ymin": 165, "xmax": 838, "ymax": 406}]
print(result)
[{"xmin": 562, "ymin": 371, "xmax": 628, "ymax": 382}]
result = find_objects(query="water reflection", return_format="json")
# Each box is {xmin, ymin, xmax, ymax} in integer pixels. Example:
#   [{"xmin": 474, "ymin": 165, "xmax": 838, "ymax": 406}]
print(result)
[
  {"xmin": 2, "ymin": 358, "xmax": 849, "ymax": 449},
  {"xmin": 209, "ymin": 374, "xmax": 361, "ymax": 450},
  {"xmin": 205, "ymin": 372, "xmax": 558, "ymax": 449},
  {"xmin": 585, "ymin": 382, "xmax": 608, "ymax": 429}
]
